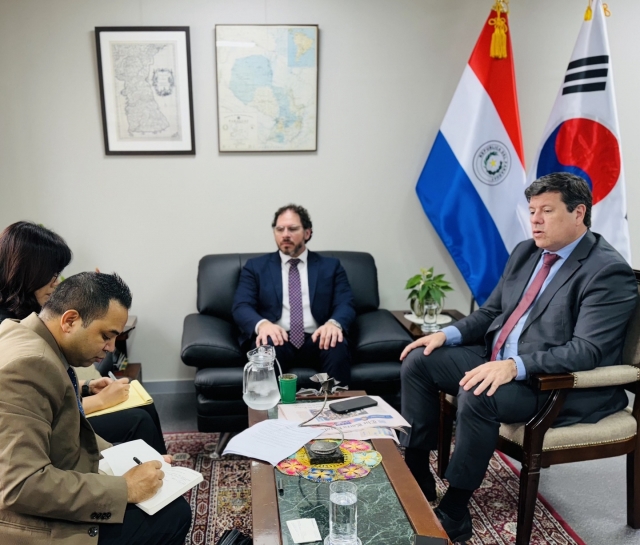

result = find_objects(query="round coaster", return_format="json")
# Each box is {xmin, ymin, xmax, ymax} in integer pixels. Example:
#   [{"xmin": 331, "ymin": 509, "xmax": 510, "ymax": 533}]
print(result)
[
  {"xmin": 300, "ymin": 467, "xmax": 337, "ymax": 483},
  {"xmin": 340, "ymin": 440, "xmax": 371, "ymax": 453},
  {"xmin": 351, "ymin": 451, "xmax": 382, "ymax": 467},
  {"xmin": 336, "ymin": 464, "xmax": 370, "ymax": 479}
]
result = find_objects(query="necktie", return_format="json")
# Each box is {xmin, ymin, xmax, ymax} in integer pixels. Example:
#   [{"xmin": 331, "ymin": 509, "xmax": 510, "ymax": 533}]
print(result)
[
  {"xmin": 491, "ymin": 253, "xmax": 561, "ymax": 361},
  {"xmin": 288, "ymin": 258, "xmax": 305, "ymax": 349},
  {"xmin": 66, "ymin": 367, "xmax": 86, "ymax": 417}
]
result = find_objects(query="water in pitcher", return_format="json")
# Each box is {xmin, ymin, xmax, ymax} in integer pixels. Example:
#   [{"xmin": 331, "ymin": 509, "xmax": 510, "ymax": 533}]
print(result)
[
  {"xmin": 329, "ymin": 491, "xmax": 358, "ymax": 545},
  {"xmin": 242, "ymin": 383, "xmax": 280, "ymax": 410}
]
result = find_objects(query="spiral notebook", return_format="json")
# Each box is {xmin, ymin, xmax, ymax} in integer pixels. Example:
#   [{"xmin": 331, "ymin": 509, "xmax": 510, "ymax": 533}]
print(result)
[{"xmin": 100, "ymin": 439, "xmax": 203, "ymax": 515}]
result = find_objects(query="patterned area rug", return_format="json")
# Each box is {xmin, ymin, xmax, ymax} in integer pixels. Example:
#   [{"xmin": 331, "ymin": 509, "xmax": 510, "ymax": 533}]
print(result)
[{"xmin": 165, "ymin": 432, "xmax": 585, "ymax": 545}]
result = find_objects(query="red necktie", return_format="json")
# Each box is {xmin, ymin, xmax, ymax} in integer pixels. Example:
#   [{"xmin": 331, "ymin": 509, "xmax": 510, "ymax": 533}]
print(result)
[{"xmin": 491, "ymin": 253, "xmax": 561, "ymax": 361}]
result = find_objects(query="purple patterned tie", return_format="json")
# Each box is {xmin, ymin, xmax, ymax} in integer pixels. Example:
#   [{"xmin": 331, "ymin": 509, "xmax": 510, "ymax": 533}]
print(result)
[{"xmin": 288, "ymin": 258, "xmax": 305, "ymax": 349}]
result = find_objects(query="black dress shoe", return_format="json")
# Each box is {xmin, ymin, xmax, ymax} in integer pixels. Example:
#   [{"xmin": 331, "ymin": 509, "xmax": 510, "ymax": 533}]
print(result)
[{"xmin": 434, "ymin": 507, "xmax": 473, "ymax": 543}]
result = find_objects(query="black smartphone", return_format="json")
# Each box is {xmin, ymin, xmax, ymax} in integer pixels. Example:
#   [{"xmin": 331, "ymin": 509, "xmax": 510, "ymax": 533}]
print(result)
[
  {"xmin": 329, "ymin": 396, "xmax": 378, "ymax": 414},
  {"xmin": 413, "ymin": 536, "xmax": 448, "ymax": 545}
]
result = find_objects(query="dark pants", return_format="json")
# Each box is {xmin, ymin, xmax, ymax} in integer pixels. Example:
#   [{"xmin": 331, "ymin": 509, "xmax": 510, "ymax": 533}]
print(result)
[
  {"xmin": 89, "ymin": 403, "xmax": 167, "ymax": 454},
  {"xmin": 400, "ymin": 345, "xmax": 549, "ymax": 490},
  {"xmin": 255, "ymin": 333, "xmax": 351, "ymax": 386},
  {"xmin": 98, "ymin": 497, "xmax": 191, "ymax": 545}
]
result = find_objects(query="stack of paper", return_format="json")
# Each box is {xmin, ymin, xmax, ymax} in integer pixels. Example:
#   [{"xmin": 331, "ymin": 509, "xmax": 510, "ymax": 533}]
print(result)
[
  {"xmin": 222, "ymin": 419, "xmax": 324, "ymax": 466},
  {"xmin": 100, "ymin": 439, "xmax": 203, "ymax": 515},
  {"xmin": 278, "ymin": 395, "xmax": 410, "ymax": 443}
]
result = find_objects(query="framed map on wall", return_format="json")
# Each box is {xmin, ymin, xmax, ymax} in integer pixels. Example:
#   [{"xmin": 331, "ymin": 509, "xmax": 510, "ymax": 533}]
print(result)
[
  {"xmin": 95, "ymin": 27, "xmax": 196, "ymax": 155},
  {"xmin": 215, "ymin": 25, "xmax": 319, "ymax": 152}
]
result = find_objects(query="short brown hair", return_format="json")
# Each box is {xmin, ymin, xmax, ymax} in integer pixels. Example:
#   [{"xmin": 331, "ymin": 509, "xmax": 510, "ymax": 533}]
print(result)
[{"xmin": 272, "ymin": 204, "xmax": 313, "ymax": 242}]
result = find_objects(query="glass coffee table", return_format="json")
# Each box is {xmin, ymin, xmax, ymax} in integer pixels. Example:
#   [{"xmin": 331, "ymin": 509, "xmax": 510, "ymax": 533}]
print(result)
[{"xmin": 248, "ymin": 391, "xmax": 449, "ymax": 545}]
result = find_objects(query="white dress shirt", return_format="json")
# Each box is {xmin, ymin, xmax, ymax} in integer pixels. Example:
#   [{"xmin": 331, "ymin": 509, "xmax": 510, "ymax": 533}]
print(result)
[{"xmin": 255, "ymin": 249, "xmax": 319, "ymax": 334}]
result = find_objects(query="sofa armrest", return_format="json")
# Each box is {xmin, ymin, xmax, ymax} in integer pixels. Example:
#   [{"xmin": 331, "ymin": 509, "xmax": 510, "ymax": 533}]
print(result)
[
  {"xmin": 181, "ymin": 313, "xmax": 244, "ymax": 369},
  {"xmin": 531, "ymin": 365, "xmax": 640, "ymax": 391}
]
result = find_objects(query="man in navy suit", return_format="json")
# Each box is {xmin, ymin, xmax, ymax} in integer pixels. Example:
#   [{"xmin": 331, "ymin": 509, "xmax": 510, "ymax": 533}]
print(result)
[
  {"xmin": 232, "ymin": 204, "xmax": 355, "ymax": 385},
  {"xmin": 400, "ymin": 173, "xmax": 637, "ymax": 542}
]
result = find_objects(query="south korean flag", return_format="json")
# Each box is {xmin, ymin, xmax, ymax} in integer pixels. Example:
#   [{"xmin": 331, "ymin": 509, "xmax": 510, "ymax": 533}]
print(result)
[{"xmin": 528, "ymin": 0, "xmax": 631, "ymax": 263}]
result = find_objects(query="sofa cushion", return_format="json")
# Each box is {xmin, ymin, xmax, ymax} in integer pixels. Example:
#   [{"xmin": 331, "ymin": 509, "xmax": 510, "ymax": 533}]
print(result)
[
  {"xmin": 196, "ymin": 251, "xmax": 380, "ymax": 321},
  {"xmin": 350, "ymin": 310, "xmax": 413, "ymax": 363},
  {"xmin": 197, "ymin": 253, "xmax": 262, "ymax": 321},
  {"xmin": 181, "ymin": 314, "xmax": 244, "ymax": 368},
  {"xmin": 317, "ymin": 252, "xmax": 379, "ymax": 314}
]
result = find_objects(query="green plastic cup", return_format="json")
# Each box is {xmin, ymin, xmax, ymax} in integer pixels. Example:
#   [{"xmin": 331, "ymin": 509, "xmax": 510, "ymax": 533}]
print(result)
[{"xmin": 279, "ymin": 373, "xmax": 298, "ymax": 404}]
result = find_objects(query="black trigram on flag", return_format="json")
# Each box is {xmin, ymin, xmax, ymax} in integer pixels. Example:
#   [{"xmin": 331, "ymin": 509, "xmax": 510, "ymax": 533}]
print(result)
[{"xmin": 562, "ymin": 55, "xmax": 608, "ymax": 95}]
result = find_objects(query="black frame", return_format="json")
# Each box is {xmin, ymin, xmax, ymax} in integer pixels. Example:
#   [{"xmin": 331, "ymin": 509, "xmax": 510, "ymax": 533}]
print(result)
[{"xmin": 95, "ymin": 26, "xmax": 196, "ymax": 155}]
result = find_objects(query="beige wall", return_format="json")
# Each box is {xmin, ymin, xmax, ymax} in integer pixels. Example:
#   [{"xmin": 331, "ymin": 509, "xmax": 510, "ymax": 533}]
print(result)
[{"xmin": 1, "ymin": 0, "xmax": 639, "ymax": 383}]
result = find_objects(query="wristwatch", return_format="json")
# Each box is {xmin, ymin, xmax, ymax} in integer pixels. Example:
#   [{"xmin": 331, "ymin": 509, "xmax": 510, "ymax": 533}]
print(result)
[
  {"xmin": 81, "ymin": 379, "xmax": 93, "ymax": 397},
  {"xmin": 327, "ymin": 319, "xmax": 342, "ymax": 330}
]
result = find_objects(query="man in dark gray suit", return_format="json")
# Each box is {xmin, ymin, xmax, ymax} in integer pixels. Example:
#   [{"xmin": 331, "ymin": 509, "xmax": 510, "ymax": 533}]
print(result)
[{"xmin": 400, "ymin": 172, "xmax": 637, "ymax": 542}]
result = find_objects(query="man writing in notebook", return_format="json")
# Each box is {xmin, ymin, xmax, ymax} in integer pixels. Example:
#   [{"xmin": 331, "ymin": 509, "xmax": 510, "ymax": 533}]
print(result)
[
  {"xmin": 232, "ymin": 204, "xmax": 356, "ymax": 385},
  {"xmin": 0, "ymin": 272, "xmax": 191, "ymax": 545},
  {"xmin": 399, "ymin": 173, "xmax": 637, "ymax": 543}
]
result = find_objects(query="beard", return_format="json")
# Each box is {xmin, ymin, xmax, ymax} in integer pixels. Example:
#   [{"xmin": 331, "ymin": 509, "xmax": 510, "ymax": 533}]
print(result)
[{"xmin": 278, "ymin": 240, "xmax": 305, "ymax": 257}]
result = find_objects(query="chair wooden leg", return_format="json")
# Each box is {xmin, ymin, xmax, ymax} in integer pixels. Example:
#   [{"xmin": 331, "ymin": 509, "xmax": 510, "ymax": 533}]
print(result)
[
  {"xmin": 437, "ymin": 393, "xmax": 454, "ymax": 478},
  {"xmin": 516, "ymin": 461, "xmax": 541, "ymax": 545},
  {"xmin": 627, "ymin": 447, "xmax": 640, "ymax": 528}
]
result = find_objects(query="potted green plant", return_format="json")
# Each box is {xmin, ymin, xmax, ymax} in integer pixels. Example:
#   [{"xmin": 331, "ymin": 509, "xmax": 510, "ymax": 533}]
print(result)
[{"xmin": 405, "ymin": 267, "xmax": 453, "ymax": 332}]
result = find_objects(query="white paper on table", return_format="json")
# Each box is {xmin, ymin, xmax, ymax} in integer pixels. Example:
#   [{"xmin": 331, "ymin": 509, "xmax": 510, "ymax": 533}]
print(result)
[
  {"xmin": 317, "ymin": 426, "xmax": 399, "ymax": 443},
  {"xmin": 222, "ymin": 419, "xmax": 324, "ymax": 466},
  {"xmin": 278, "ymin": 395, "xmax": 410, "ymax": 434},
  {"xmin": 286, "ymin": 518, "xmax": 322, "ymax": 543},
  {"xmin": 101, "ymin": 439, "xmax": 170, "ymax": 476}
]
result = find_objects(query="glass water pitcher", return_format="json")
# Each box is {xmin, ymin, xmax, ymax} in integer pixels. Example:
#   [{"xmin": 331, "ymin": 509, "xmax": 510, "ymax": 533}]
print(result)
[{"xmin": 242, "ymin": 346, "xmax": 283, "ymax": 410}]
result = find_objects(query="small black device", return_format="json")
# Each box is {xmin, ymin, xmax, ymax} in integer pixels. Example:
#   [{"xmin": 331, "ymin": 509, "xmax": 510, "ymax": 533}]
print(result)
[
  {"xmin": 413, "ymin": 536, "xmax": 449, "ymax": 545},
  {"xmin": 329, "ymin": 396, "xmax": 378, "ymax": 414}
]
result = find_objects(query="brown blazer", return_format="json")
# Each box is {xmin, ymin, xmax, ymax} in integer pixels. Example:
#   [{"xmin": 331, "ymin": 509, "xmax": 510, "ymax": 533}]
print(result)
[{"xmin": 0, "ymin": 314, "xmax": 128, "ymax": 544}]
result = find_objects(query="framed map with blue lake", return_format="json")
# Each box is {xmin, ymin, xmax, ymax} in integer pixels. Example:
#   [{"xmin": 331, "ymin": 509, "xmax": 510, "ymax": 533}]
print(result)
[
  {"xmin": 95, "ymin": 27, "xmax": 195, "ymax": 155},
  {"xmin": 215, "ymin": 25, "xmax": 319, "ymax": 152}
]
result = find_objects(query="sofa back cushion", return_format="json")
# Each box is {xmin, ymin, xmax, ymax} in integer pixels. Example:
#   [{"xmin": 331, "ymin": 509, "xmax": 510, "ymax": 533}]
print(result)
[{"xmin": 197, "ymin": 251, "xmax": 379, "ymax": 322}]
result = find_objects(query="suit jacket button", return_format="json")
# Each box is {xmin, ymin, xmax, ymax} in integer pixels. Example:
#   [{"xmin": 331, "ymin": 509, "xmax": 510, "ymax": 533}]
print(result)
[{"xmin": 88, "ymin": 526, "xmax": 99, "ymax": 537}]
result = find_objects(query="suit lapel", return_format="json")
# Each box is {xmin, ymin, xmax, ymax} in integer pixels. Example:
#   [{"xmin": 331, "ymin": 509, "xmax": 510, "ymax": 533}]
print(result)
[
  {"xmin": 523, "ymin": 231, "xmax": 595, "ymax": 329},
  {"xmin": 268, "ymin": 252, "xmax": 283, "ymax": 308},
  {"xmin": 307, "ymin": 251, "xmax": 318, "ymax": 306}
]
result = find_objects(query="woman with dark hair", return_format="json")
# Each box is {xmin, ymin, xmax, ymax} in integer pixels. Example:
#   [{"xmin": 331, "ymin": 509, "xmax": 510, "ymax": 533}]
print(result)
[
  {"xmin": 0, "ymin": 221, "xmax": 167, "ymax": 454},
  {"xmin": 0, "ymin": 221, "xmax": 72, "ymax": 322}
]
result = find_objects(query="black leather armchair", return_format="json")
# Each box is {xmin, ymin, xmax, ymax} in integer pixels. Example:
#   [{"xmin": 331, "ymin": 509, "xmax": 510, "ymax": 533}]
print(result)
[{"xmin": 181, "ymin": 251, "xmax": 413, "ymax": 432}]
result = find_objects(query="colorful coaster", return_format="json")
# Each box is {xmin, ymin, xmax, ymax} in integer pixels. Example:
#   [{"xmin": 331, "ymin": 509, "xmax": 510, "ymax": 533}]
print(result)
[{"xmin": 276, "ymin": 439, "xmax": 382, "ymax": 482}]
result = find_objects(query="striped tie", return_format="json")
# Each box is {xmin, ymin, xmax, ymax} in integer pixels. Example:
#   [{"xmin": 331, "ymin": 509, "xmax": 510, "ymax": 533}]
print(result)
[{"xmin": 288, "ymin": 259, "xmax": 305, "ymax": 349}]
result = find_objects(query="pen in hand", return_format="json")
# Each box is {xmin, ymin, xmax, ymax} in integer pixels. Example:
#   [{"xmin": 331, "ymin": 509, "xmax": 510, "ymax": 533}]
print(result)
[
  {"xmin": 133, "ymin": 457, "xmax": 142, "ymax": 465},
  {"xmin": 108, "ymin": 371, "xmax": 117, "ymax": 381}
]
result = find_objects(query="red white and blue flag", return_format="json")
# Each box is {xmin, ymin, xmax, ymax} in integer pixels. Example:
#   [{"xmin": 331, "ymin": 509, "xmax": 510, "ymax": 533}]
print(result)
[
  {"xmin": 530, "ymin": 0, "xmax": 631, "ymax": 262},
  {"xmin": 415, "ymin": 5, "xmax": 529, "ymax": 305}
]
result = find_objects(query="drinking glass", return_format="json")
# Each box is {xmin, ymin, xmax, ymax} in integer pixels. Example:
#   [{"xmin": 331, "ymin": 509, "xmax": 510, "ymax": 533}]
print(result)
[{"xmin": 326, "ymin": 481, "xmax": 360, "ymax": 545}]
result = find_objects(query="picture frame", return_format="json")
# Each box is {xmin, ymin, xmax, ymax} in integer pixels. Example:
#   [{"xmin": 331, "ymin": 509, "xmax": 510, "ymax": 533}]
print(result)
[
  {"xmin": 95, "ymin": 27, "xmax": 196, "ymax": 155},
  {"xmin": 215, "ymin": 24, "xmax": 319, "ymax": 152}
]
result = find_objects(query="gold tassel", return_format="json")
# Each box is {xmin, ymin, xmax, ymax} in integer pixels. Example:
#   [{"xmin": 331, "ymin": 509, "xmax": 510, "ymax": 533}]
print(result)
[
  {"xmin": 489, "ymin": 1, "xmax": 509, "ymax": 59},
  {"xmin": 585, "ymin": 0, "xmax": 593, "ymax": 21}
]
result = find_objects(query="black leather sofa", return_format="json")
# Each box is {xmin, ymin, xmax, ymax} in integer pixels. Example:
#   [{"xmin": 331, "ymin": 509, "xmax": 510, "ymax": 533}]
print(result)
[{"xmin": 181, "ymin": 251, "xmax": 413, "ymax": 432}]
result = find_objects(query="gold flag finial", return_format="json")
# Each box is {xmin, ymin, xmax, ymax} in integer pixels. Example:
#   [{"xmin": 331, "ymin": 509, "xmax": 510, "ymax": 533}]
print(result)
[
  {"xmin": 585, "ymin": 0, "xmax": 593, "ymax": 21},
  {"xmin": 586, "ymin": 1, "xmax": 611, "ymax": 20},
  {"xmin": 489, "ymin": 1, "xmax": 510, "ymax": 59}
]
